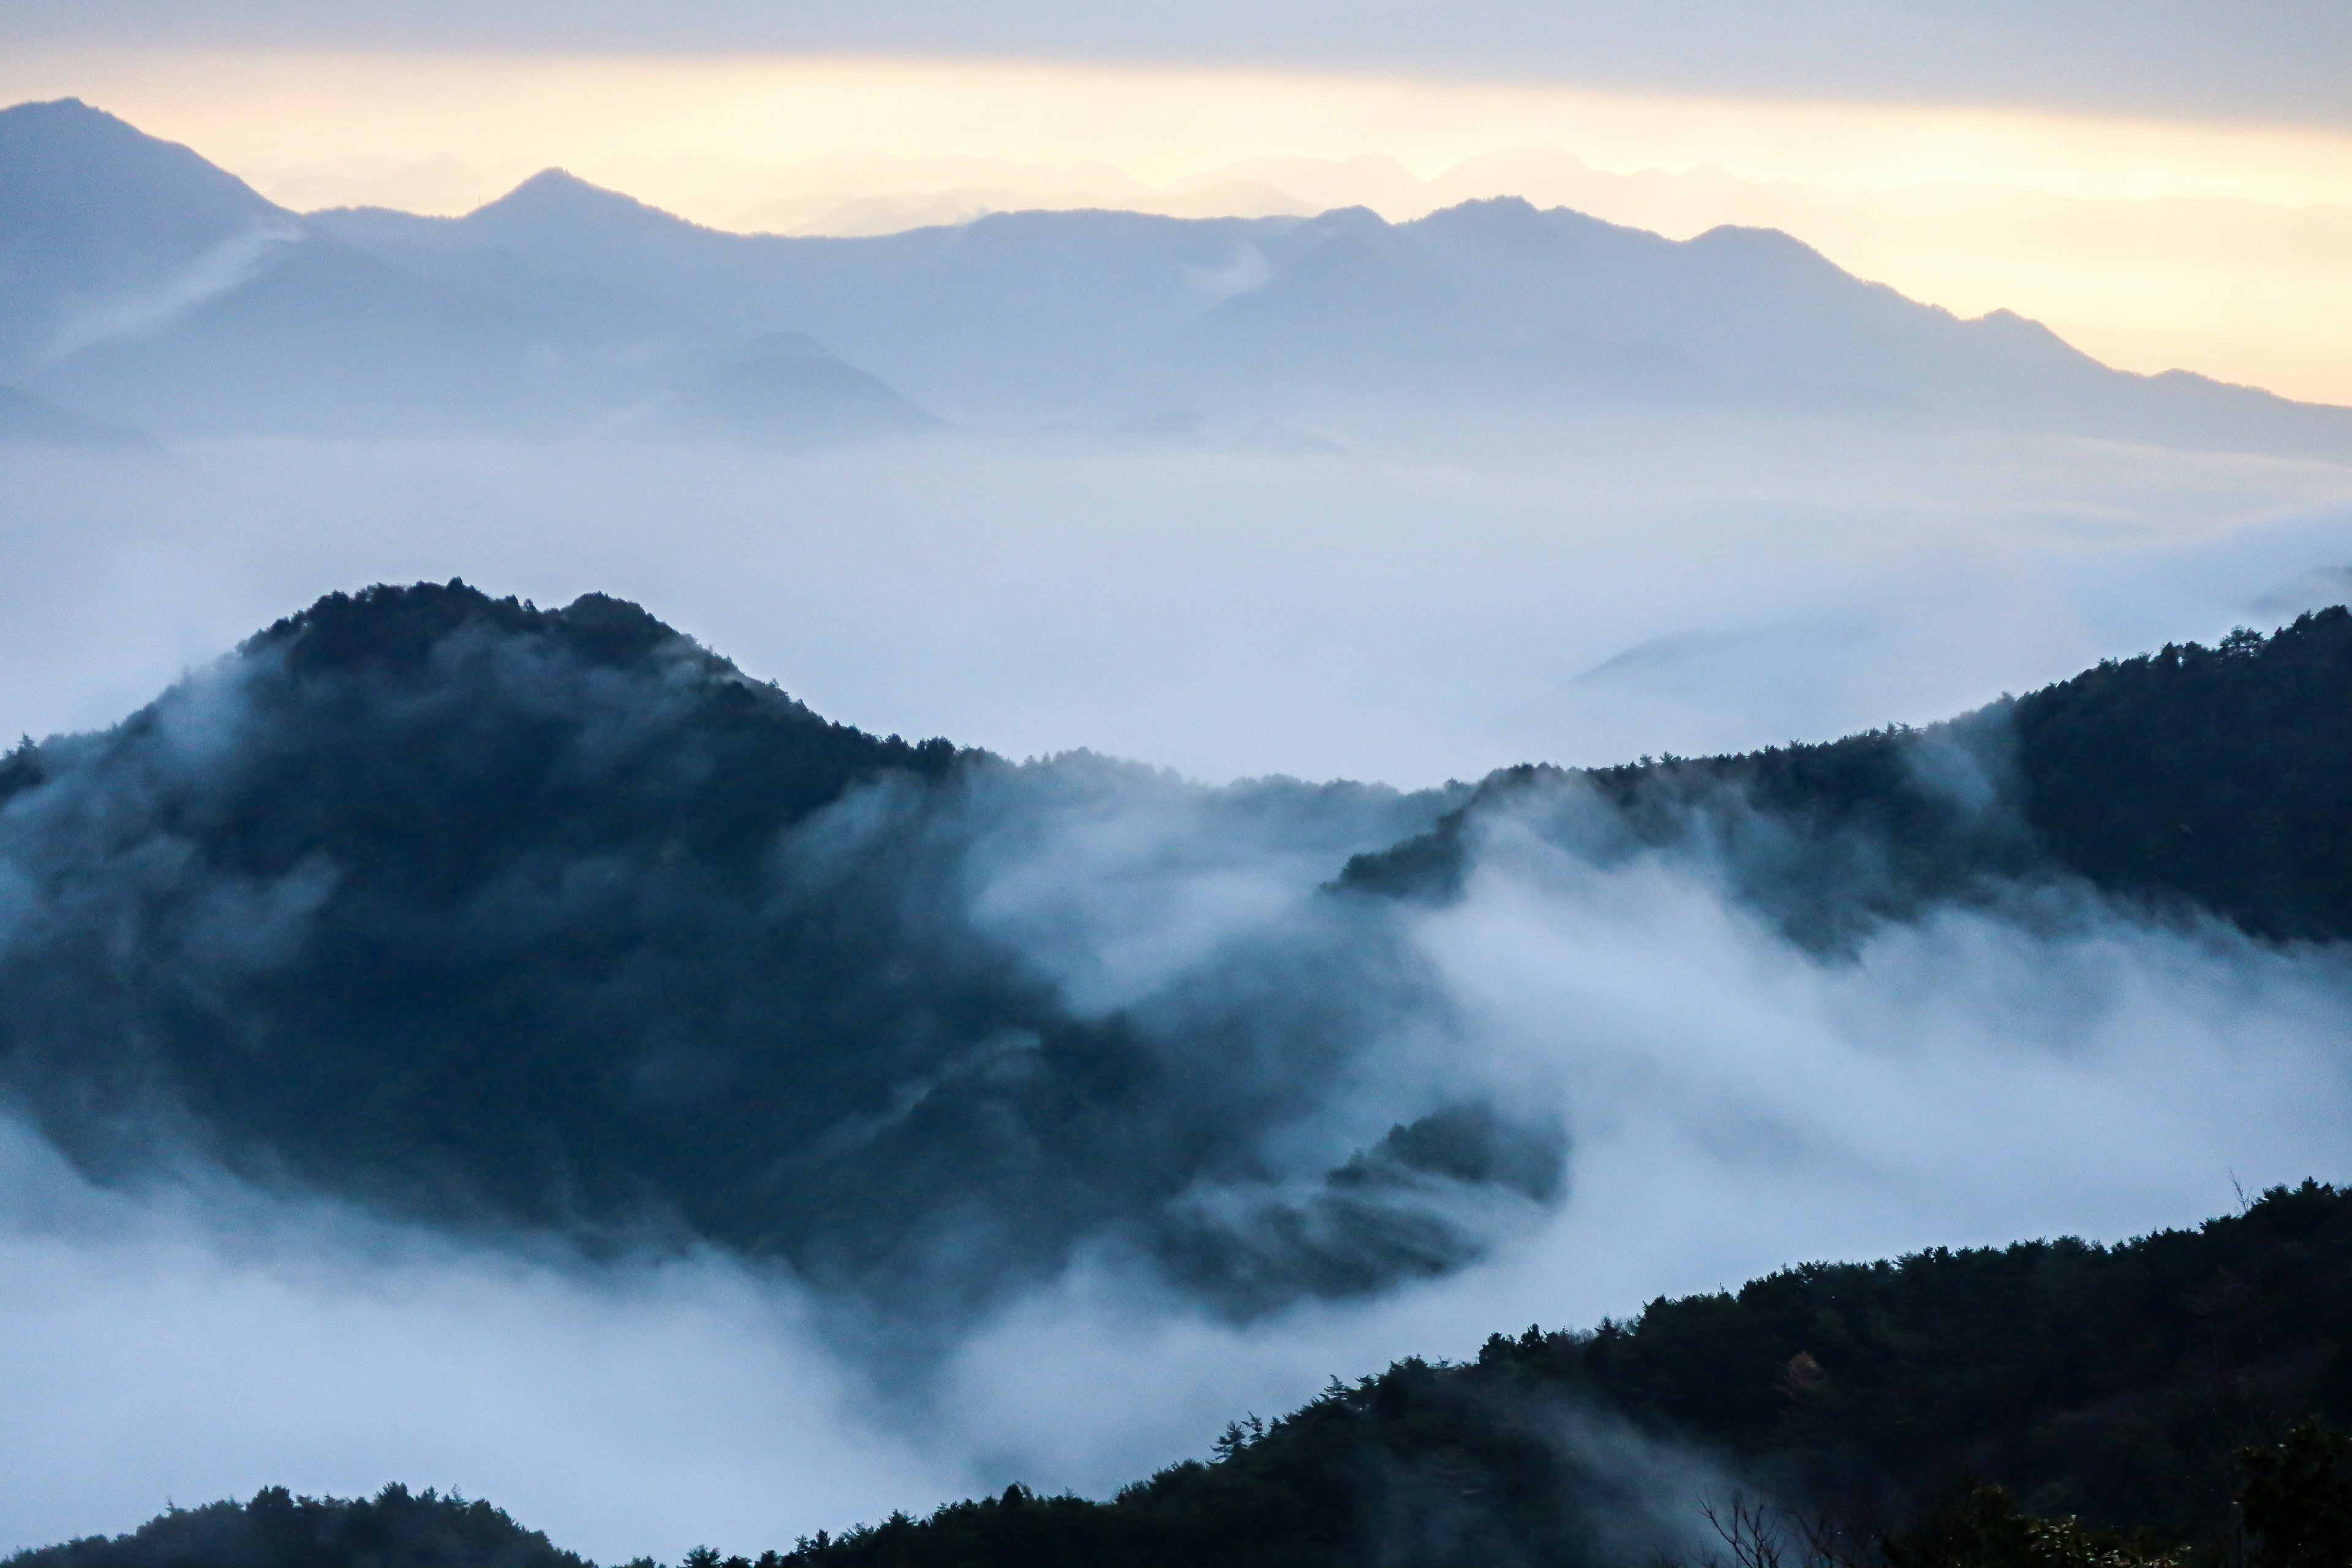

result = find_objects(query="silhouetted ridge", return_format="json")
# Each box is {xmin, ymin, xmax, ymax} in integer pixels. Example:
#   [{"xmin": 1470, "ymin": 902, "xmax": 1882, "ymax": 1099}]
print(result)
[
  {"xmin": 6, "ymin": 1483, "xmax": 586, "ymax": 1568},
  {"xmin": 757, "ymin": 1183, "xmax": 2352, "ymax": 1568},
  {"xmin": 18, "ymin": 100, "xmax": 2346, "ymax": 451},
  {"xmin": 0, "ymin": 582, "xmax": 1539, "ymax": 1323},
  {"xmin": 1343, "ymin": 606, "xmax": 2352, "ymax": 944},
  {"xmin": 254, "ymin": 581, "xmax": 693, "ymax": 674},
  {"xmin": 47, "ymin": 1187, "xmax": 2340, "ymax": 1568}
]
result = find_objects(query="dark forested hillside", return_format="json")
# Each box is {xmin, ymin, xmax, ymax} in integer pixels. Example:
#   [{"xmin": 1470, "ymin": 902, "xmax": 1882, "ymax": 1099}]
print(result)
[
  {"xmin": 762, "ymin": 1183, "xmax": 2352, "ymax": 1568},
  {"xmin": 0, "ymin": 581, "xmax": 1523, "ymax": 1324},
  {"xmin": 23, "ymin": 1186, "xmax": 2348, "ymax": 1568},
  {"xmin": 1343, "ymin": 607, "xmax": 2352, "ymax": 944},
  {"xmin": 3, "ymin": 588, "xmax": 2348, "ymax": 1330},
  {"xmin": 7, "ymin": 1487, "xmax": 589, "ymax": 1568}
]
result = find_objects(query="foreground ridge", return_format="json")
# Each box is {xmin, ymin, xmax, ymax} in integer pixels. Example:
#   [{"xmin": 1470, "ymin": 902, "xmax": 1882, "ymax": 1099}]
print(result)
[{"xmin": 12, "ymin": 1185, "xmax": 2350, "ymax": 1568}]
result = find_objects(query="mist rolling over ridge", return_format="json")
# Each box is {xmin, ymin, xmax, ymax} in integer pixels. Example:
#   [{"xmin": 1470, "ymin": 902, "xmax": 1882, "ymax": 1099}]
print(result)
[
  {"xmin": 2, "ymin": 581, "xmax": 2350, "ymax": 1560},
  {"xmin": 6, "ymin": 57, "xmax": 2352, "ymax": 1568}
]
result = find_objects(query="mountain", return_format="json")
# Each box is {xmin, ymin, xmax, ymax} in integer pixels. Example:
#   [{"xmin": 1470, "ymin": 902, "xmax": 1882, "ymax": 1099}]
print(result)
[
  {"xmin": 645, "ymin": 331, "xmax": 944, "ymax": 445},
  {"xmin": 1342, "ymin": 606, "xmax": 2352, "ymax": 946},
  {"xmin": 8, "ymin": 1485, "xmax": 589, "ymax": 1568},
  {"xmin": 13, "ymin": 99, "xmax": 2348, "ymax": 453},
  {"xmin": 0, "ymin": 102, "xmax": 939, "ymax": 441},
  {"xmin": 30, "ymin": 233, "xmax": 624, "ymax": 436},
  {"xmin": 0, "ymin": 582, "xmax": 1501, "ymax": 1324},
  {"xmin": 757, "ymin": 1183, "xmax": 2352, "ymax": 1568},
  {"xmin": 0, "ymin": 98, "xmax": 284, "ymax": 376},
  {"xmin": 13, "ymin": 1185, "xmax": 2351, "ymax": 1568},
  {"xmin": 2, "ymin": 584, "xmax": 2350, "ymax": 1337},
  {"xmin": 309, "ymin": 173, "xmax": 2352, "ymax": 457}
]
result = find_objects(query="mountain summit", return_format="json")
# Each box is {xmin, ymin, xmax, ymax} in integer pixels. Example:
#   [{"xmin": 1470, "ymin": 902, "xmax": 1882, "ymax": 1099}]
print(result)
[{"xmin": 7, "ymin": 101, "xmax": 2345, "ymax": 454}]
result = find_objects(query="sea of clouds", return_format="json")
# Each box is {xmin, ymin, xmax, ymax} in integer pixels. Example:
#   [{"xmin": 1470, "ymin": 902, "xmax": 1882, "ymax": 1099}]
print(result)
[{"xmin": 4, "ymin": 413, "xmax": 2352, "ymax": 1558}]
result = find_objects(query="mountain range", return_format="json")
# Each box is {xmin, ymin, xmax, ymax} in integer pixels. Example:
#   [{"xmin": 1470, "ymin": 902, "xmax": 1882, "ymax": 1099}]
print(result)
[
  {"xmin": 1, "ymin": 581, "xmax": 2346, "ymax": 1333},
  {"xmin": 5, "ymin": 98, "xmax": 2350, "ymax": 455}
]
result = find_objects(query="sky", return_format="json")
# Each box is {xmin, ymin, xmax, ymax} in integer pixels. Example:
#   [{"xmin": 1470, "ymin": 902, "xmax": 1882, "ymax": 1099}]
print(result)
[{"xmin": 4, "ymin": 2, "xmax": 2350, "ymax": 402}]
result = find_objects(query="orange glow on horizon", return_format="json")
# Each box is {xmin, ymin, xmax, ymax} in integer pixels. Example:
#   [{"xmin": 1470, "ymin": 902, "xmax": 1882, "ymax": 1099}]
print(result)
[{"xmin": 5, "ymin": 46, "xmax": 2350, "ymax": 404}]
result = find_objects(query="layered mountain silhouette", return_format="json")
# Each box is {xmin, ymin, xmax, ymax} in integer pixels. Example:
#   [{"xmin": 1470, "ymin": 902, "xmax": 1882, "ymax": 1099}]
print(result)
[
  {"xmin": 1343, "ymin": 606, "xmax": 2352, "ymax": 947},
  {"xmin": 0, "ymin": 101, "xmax": 940, "ymax": 442},
  {"xmin": 1, "ymin": 581, "xmax": 2348, "ymax": 1335},
  {"xmin": 6, "ymin": 97, "xmax": 2349, "ymax": 453},
  {"xmin": 0, "ymin": 582, "xmax": 1526, "ymax": 1325}
]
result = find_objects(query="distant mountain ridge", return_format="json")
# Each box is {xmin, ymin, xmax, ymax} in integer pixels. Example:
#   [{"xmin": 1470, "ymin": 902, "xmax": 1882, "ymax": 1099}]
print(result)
[
  {"xmin": 0, "ymin": 101, "xmax": 941, "ymax": 442},
  {"xmin": 4, "ymin": 98, "xmax": 2348, "ymax": 454}
]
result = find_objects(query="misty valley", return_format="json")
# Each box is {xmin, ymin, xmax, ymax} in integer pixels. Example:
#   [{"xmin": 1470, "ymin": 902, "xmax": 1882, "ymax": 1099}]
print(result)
[{"xmin": 4, "ymin": 82, "xmax": 2352, "ymax": 1568}]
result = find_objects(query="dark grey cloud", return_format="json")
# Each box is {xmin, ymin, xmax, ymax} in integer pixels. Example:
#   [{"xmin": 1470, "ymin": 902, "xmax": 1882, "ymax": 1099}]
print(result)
[{"xmin": 9, "ymin": 0, "xmax": 2350, "ymax": 127}]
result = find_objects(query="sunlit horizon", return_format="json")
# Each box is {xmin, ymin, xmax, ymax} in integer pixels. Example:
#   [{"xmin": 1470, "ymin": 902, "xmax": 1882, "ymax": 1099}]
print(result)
[{"xmin": 7, "ymin": 44, "xmax": 2352, "ymax": 405}]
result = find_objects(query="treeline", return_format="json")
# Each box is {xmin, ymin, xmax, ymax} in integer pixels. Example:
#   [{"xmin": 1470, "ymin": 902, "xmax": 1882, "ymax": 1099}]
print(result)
[
  {"xmin": 19, "ymin": 1186, "xmax": 2348, "ymax": 1568},
  {"xmin": 763, "ymin": 1181, "xmax": 2352, "ymax": 1567},
  {"xmin": 1344, "ymin": 606, "xmax": 2352, "ymax": 944},
  {"xmin": 7, "ymin": 1485, "xmax": 590, "ymax": 1568}
]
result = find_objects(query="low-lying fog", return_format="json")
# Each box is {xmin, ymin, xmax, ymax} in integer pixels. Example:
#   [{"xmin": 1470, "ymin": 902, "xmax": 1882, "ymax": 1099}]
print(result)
[
  {"xmin": 5, "ymin": 413, "xmax": 2352, "ymax": 1559},
  {"xmin": 8, "ymin": 415, "xmax": 2351, "ymax": 784}
]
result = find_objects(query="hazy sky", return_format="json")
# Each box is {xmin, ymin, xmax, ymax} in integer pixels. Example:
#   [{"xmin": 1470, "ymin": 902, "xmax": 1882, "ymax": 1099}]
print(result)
[
  {"xmin": 10, "ymin": 1, "xmax": 2352, "ymax": 125},
  {"xmin": 7, "ymin": 3, "xmax": 2351, "ymax": 402}
]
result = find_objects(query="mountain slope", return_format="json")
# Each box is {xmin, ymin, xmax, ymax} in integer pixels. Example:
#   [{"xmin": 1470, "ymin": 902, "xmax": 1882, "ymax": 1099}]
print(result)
[
  {"xmin": 0, "ymin": 582, "xmax": 1508, "ymax": 1323},
  {"xmin": 14, "ymin": 1185, "xmax": 2349, "ymax": 1568},
  {"xmin": 770, "ymin": 1182, "xmax": 2352, "ymax": 1568},
  {"xmin": 0, "ymin": 98, "xmax": 287, "ymax": 375},
  {"xmin": 29, "ymin": 235, "xmax": 606, "ymax": 435},
  {"xmin": 1343, "ymin": 607, "xmax": 2352, "ymax": 946},
  {"xmin": 306, "ymin": 168, "xmax": 2352, "ymax": 453},
  {"xmin": 0, "ymin": 105, "xmax": 939, "ymax": 440}
]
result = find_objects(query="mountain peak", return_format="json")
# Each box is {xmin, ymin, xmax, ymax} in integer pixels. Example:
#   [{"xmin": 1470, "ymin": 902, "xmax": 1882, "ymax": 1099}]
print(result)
[
  {"xmin": 0, "ymin": 95, "xmax": 282, "ymax": 238},
  {"xmin": 249, "ymin": 580, "xmax": 695, "ymax": 677},
  {"xmin": 462, "ymin": 168, "xmax": 697, "ymax": 234}
]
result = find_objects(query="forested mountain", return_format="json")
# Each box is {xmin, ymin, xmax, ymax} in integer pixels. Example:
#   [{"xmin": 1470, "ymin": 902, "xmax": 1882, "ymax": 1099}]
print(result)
[
  {"xmin": 766, "ymin": 1182, "xmax": 2352, "ymax": 1568},
  {"xmin": 6, "ymin": 97, "xmax": 2350, "ymax": 452},
  {"xmin": 2, "ymin": 586, "xmax": 2349, "ymax": 1335},
  {"xmin": 1344, "ymin": 606, "xmax": 2352, "ymax": 945},
  {"xmin": 0, "ymin": 581, "xmax": 1509, "ymax": 1324},
  {"xmin": 15, "ymin": 1185, "xmax": 2351, "ymax": 1568},
  {"xmin": 9, "ymin": 1487, "xmax": 590, "ymax": 1568}
]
